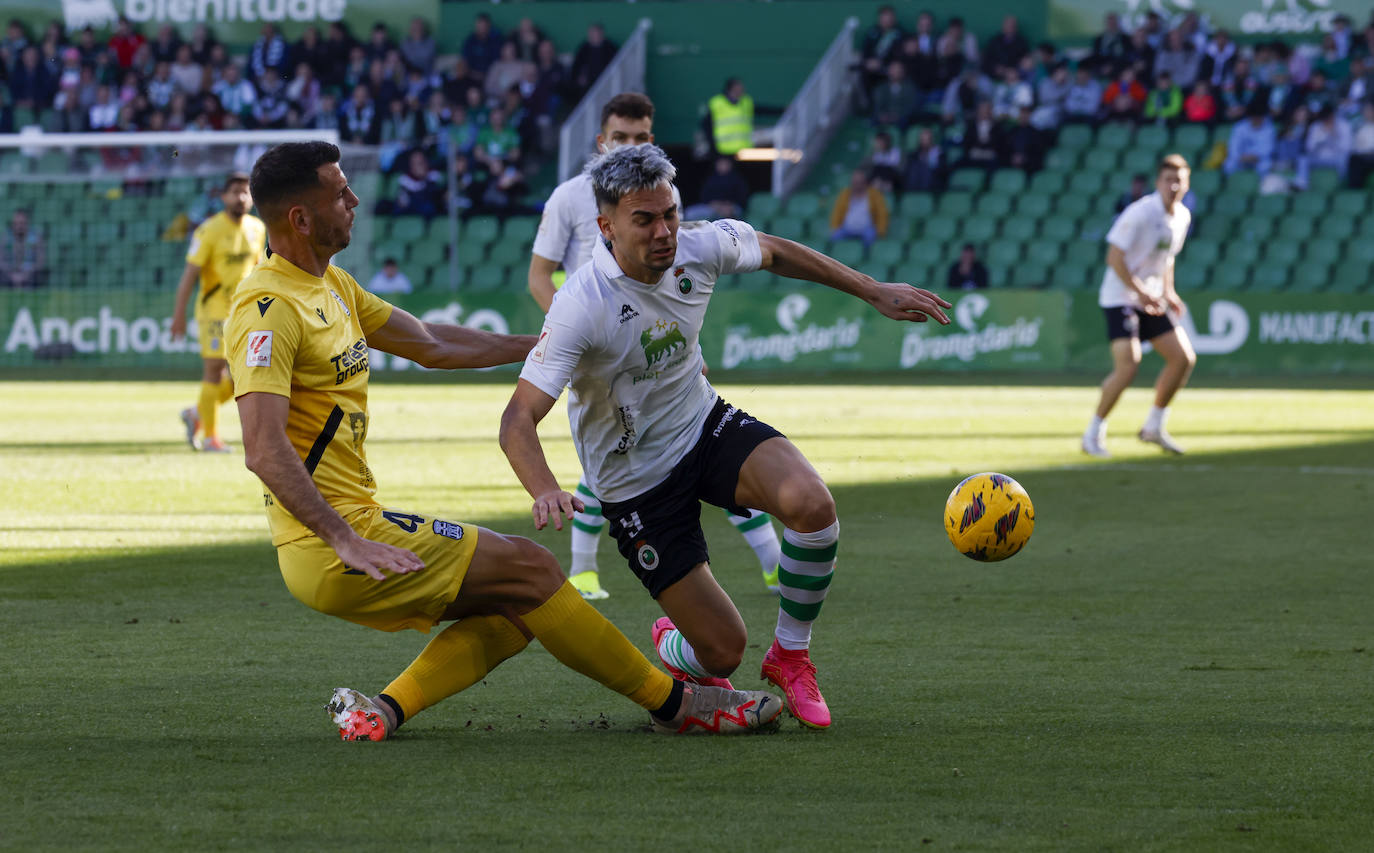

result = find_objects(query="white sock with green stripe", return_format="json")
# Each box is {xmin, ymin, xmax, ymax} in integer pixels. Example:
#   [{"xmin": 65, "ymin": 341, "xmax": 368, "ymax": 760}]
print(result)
[
  {"xmin": 775, "ymin": 521, "xmax": 838, "ymax": 650},
  {"xmin": 655, "ymin": 626, "xmax": 711, "ymax": 679},
  {"xmin": 570, "ymin": 479, "xmax": 604, "ymax": 577},
  {"xmin": 726, "ymin": 509, "xmax": 781, "ymax": 575}
]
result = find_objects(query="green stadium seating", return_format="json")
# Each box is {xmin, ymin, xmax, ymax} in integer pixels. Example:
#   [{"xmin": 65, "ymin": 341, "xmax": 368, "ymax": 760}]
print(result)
[
  {"xmin": 504, "ymin": 216, "xmax": 539, "ymax": 246},
  {"xmin": 1212, "ymin": 264, "xmax": 1251, "ymax": 292},
  {"xmin": 747, "ymin": 194, "xmax": 782, "ymax": 220},
  {"xmin": 1289, "ymin": 193, "xmax": 1328, "ymax": 220},
  {"xmin": 390, "ymin": 216, "xmax": 426, "ymax": 243},
  {"xmin": 1057, "ymin": 125, "xmax": 1093, "ymax": 150},
  {"xmin": 786, "ymin": 192, "xmax": 823, "ymax": 218},
  {"xmin": 1276, "ymin": 217, "xmax": 1315, "ymax": 242},
  {"xmin": 1041, "ymin": 218, "xmax": 1078, "ymax": 242},
  {"xmin": 887, "ymin": 218, "xmax": 921, "ymax": 241},
  {"xmin": 486, "ymin": 240, "xmax": 528, "ymax": 268},
  {"xmin": 1066, "ymin": 171, "xmax": 1106, "ymax": 195},
  {"xmin": 975, "ymin": 194, "xmax": 1013, "ymax": 218},
  {"xmin": 1262, "ymin": 242, "xmax": 1301, "ymax": 267},
  {"xmin": 908, "ymin": 240, "xmax": 945, "ymax": 266},
  {"xmin": 1010, "ymin": 263, "xmax": 1050, "ymax": 288},
  {"xmin": 1173, "ymin": 124, "xmax": 1209, "ymax": 153},
  {"xmin": 1082, "ymin": 149, "xmax": 1119, "ymax": 173},
  {"xmin": 986, "ymin": 241, "xmax": 1023, "ymax": 268},
  {"xmin": 463, "ymin": 265, "xmax": 512, "ymax": 292},
  {"xmin": 769, "ymin": 215, "xmax": 808, "ymax": 241},
  {"xmin": 463, "ymin": 215, "xmax": 501, "ymax": 244},
  {"xmin": 828, "ymin": 241, "xmax": 866, "ymax": 268},
  {"xmin": 1002, "ymin": 218, "xmax": 1037, "ymax": 242},
  {"xmin": 1183, "ymin": 240, "xmax": 1220, "ymax": 268},
  {"xmin": 1249, "ymin": 263, "xmax": 1291, "ymax": 292},
  {"xmin": 1212, "ymin": 194, "xmax": 1251, "ymax": 218},
  {"xmin": 1025, "ymin": 241, "xmax": 1063, "ymax": 267},
  {"xmin": 870, "ymin": 241, "xmax": 906, "ymax": 267},
  {"xmin": 1320, "ymin": 216, "xmax": 1356, "ymax": 241},
  {"xmin": 1225, "ymin": 171, "xmax": 1260, "ymax": 194},
  {"xmin": 899, "ymin": 193, "xmax": 935, "ymax": 218},
  {"xmin": 962, "ymin": 217, "xmax": 999, "ymax": 244},
  {"xmin": 1063, "ymin": 241, "xmax": 1103, "ymax": 270},
  {"xmin": 1326, "ymin": 266, "xmax": 1367, "ymax": 293},
  {"xmin": 1307, "ymin": 169, "xmax": 1343, "ymax": 193},
  {"xmin": 1252, "ymin": 194, "xmax": 1290, "ymax": 218},
  {"xmin": 1096, "ymin": 124, "xmax": 1133, "ymax": 150},
  {"xmin": 409, "ymin": 241, "xmax": 446, "ymax": 269},
  {"xmin": 1345, "ymin": 239, "xmax": 1374, "ymax": 266},
  {"xmin": 1189, "ymin": 170, "xmax": 1222, "ymax": 197},
  {"xmin": 947, "ymin": 170, "xmax": 986, "ymax": 193},
  {"xmin": 1305, "ymin": 237, "xmax": 1343, "ymax": 263},
  {"xmin": 1120, "ymin": 146, "xmax": 1158, "ymax": 174},
  {"xmin": 1290, "ymin": 263, "xmax": 1330, "ymax": 293},
  {"xmin": 1015, "ymin": 194, "xmax": 1053, "ymax": 219},
  {"xmin": 1331, "ymin": 190, "xmax": 1367, "ymax": 217},
  {"xmin": 921, "ymin": 218, "xmax": 958, "ymax": 242},
  {"xmin": 1173, "ymin": 263, "xmax": 1209, "ymax": 292},
  {"xmin": 1221, "ymin": 242, "xmax": 1261, "ymax": 267},
  {"xmin": 1135, "ymin": 125, "xmax": 1169, "ymax": 151},
  {"xmin": 1043, "ymin": 148, "xmax": 1078, "ymax": 172},
  {"xmin": 937, "ymin": 192, "xmax": 974, "ymax": 218},
  {"xmin": 373, "ymin": 241, "xmax": 410, "ymax": 265},
  {"xmin": 989, "ymin": 169, "xmax": 1027, "ymax": 194}
]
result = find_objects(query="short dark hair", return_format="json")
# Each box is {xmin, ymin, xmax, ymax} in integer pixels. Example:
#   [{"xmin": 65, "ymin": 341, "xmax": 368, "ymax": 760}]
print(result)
[
  {"xmin": 249, "ymin": 141, "xmax": 340, "ymax": 224},
  {"xmin": 223, "ymin": 171, "xmax": 250, "ymax": 192},
  {"xmin": 1157, "ymin": 153, "xmax": 1189, "ymax": 176},
  {"xmin": 600, "ymin": 92, "xmax": 654, "ymax": 129}
]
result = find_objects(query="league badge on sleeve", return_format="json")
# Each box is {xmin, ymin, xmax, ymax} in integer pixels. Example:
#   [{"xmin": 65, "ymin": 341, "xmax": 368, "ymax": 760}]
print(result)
[
  {"xmin": 246, "ymin": 330, "xmax": 273, "ymax": 367},
  {"xmin": 432, "ymin": 519, "xmax": 465, "ymax": 540}
]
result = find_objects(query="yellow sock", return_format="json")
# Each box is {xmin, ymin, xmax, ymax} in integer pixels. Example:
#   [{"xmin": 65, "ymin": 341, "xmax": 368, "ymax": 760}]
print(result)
[
  {"xmin": 521, "ymin": 581, "xmax": 673, "ymax": 712},
  {"xmin": 216, "ymin": 375, "xmax": 234, "ymax": 404},
  {"xmin": 197, "ymin": 381, "xmax": 220, "ymax": 439},
  {"xmin": 381, "ymin": 614, "xmax": 529, "ymax": 723}
]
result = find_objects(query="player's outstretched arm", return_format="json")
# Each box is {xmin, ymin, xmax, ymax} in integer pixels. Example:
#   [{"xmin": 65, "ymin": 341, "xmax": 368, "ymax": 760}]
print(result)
[
  {"xmin": 169, "ymin": 263, "xmax": 201, "ymax": 340},
  {"xmin": 366, "ymin": 306, "xmax": 537, "ymax": 369},
  {"xmin": 755, "ymin": 232, "xmax": 952, "ymax": 325},
  {"xmin": 499, "ymin": 379, "xmax": 585, "ymax": 531},
  {"xmin": 528, "ymin": 254, "xmax": 560, "ymax": 313},
  {"xmin": 238, "ymin": 391, "xmax": 424, "ymax": 579}
]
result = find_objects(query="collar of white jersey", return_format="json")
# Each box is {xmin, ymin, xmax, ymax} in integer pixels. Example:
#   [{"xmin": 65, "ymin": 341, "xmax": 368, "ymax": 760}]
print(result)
[{"xmin": 592, "ymin": 236, "xmax": 661, "ymax": 287}]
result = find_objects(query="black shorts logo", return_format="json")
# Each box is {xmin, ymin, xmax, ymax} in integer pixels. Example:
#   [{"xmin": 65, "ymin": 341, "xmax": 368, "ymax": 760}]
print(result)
[
  {"xmin": 432, "ymin": 520, "xmax": 465, "ymax": 540},
  {"xmin": 636, "ymin": 541, "xmax": 659, "ymax": 571}
]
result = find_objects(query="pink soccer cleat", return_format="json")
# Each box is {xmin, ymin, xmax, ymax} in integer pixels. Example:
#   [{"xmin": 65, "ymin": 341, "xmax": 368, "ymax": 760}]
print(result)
[
  {"xmin": 326, "ymin": 687, "xmax": 391, "ymax": 742},
  {"xmin": 651, "ymin": 617, "xmax": 735, "ymax": 689},
  {"xmin": 760, "ymin": 640, "xmax": 831, "ymax": 730}
]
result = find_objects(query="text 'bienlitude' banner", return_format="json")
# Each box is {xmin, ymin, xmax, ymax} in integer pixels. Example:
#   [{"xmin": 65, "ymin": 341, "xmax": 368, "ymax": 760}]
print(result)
[
  {"xmin": 2, "ymin": 288, "xmax": 1371, "ymax": 375},
  {"xmin": 1048, "ymin": 0, "xmax": 1363, "ymax": 40}
]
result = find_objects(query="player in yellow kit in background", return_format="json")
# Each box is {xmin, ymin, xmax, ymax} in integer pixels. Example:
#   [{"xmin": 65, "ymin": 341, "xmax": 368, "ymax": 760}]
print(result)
[
  {"xmin": 225, "ymin": 141, "xmax": 780, "ymax": 740},
  {"xmin": 171, "ymin": 172, "xmax": 266, "ymax": 453}
]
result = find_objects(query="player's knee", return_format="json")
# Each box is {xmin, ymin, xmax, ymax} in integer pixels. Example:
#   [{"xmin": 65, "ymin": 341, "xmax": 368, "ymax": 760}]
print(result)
[
  {"xmin": 694, "ymin": 630, "xmax": 747, "ymax": 676},
  {"xmin": 511, "ymin": 537, "xmax": 565, "ymax": 608},
  {"xmin": 782, "ymin": 481, "xmax": 837, "ymax": 533}
]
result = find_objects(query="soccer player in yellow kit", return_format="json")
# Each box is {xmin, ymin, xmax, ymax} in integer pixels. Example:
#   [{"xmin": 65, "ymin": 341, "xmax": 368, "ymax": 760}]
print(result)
[
  {"xmin": 172, "ymin": 172, "xmax": 266, "ymax": 453},
  {"xmin": 226, "ymin": 141, "xmax": 780, "ymax": 740}
]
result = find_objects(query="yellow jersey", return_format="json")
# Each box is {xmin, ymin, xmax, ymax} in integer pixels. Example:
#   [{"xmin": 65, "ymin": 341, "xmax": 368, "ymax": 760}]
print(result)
[
  {"xmin": 226, "ymin": 253, "xmax": 394, "ymax": 546},
  {"xmin": 187, "ymin": 211, "xmax": 267, "ymax": 320}
]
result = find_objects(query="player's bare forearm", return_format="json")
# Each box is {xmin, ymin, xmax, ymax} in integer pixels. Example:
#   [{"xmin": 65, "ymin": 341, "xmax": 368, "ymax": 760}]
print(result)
[
  {"xmin": 528, "ymin": 254, "xmax": 560, "ymax": 313},
  {"xmin": 757, "ymin": 232, "xmax": 950, "ymax": 323},
  {"xmin": 171, "ymin": 265, "xmax": 199, "ymax": 336},
  {"xmin": 367, "ymin": 306, "xmax": 536, "ymax": 369},
  {"xmin": 498, "ymin": 396, "xmax": 562, "ymax": 499}
]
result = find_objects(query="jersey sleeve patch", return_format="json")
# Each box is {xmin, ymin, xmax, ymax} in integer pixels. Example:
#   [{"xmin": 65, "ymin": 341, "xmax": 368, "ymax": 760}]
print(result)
[
  {"xmin": 246, "ymin": 330, "xmax": 273, "ymax": 367},
  {"xmin": 531, "ymin": 324, "xmax": 551, "ymax": 364}
]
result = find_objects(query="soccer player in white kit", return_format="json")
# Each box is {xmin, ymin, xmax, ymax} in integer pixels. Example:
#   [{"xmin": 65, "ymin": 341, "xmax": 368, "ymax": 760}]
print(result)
[
  {"xmin": 501, "ymin": 145, "xmax": 951, "ymax": 729},
  {"xmin": 1083, "ymin": 154, "xmax": 1198, "ymax": 458},
  {"xmin": 528, "ymin": 92, "xmax": 783, "ymax": 601}
]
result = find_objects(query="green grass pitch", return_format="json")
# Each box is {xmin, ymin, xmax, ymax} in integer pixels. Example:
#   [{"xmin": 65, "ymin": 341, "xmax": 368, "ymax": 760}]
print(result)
[{"xmin": 3, "ymin": 377, "xmax": 1372, "ymax": 851}]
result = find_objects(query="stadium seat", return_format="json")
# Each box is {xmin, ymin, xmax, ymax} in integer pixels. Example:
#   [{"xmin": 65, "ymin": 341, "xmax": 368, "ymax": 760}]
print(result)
[
  {"xmin": 962, "ymin": 217, "xmax": 999, "ymax": 244},
  {"xmin": 1183, "ymin": 240, "xmax": 1220, "ymax": 268},
  {"xmin": 937, "ymin": 192, "xmax": 974, "ymax": 219},
  {"xmin": 1326, "ymin": 265, "xmax": 1367, "ymax": 293},
  {"xmin": 1289, "ymin": 193, "xmax": 1328, "ymax": 220},
  {"xmin": 1010, "ymin": 263, "xmax": 1050, "ymax": 288},
  {"xmin": 463, "ymin": 265, "xmax": 513, "ymax": 292},
  {"xmin": 1211, "ymin": 194, "xmax": 1251, "ymax": 218},
  {"xmin": 989, "ymin": 169, "xmax": 1027, "ymax": 194},
  {"xmin": 1262, "ymin": 241, "xmax": 1301, "ymax": 267},
  {"xmin": 870, "ymin": 241, "xmax": 906, "ymax": 267},
  {"xmin": 1331, "ymin": 190, "xmax": 1367, "ymax": 218},
  {"xmin": 1057, "ymin": 124, "xmax": 1093, "ymax": 150},
  {"xmin": 390, "ymin": 216, "xmax": 426, "ymax": 243},
  {"xmin": 1225, "ymin": 171, "xmax": 1261, "ymax": 194},
  {"xmin": 1221, "ymin": 241, "xmax": 1261, "ymax": 266},
  {"xmin": 947, "ymin": 170, "xmax": 986, "ymax": 193},
  {"xmin": 1015, "ymin": 194, "xmax": 1052, "ymax": 219},
  {"xmin": 503, "ymin": 216, "xmax": 539, "ymax": 247},
  {"xmin": 747, "ymin": 194, "xmax": 782, "ymax": 220},
  {"xmin": 1120, "ymin": 146, "xmax": 1158, "ymax": 175},
  {"xmin": 921, "ymin": 218, "xmax": 958, "ymax": 242},
  {"xmin": 1025, "ymin": 241, "xmax": 1062, "ymax": 267},
  {"xmin": 1043, "ymin": 149, "xmax": 1078, "ymax": 173},
  {"xmin": 1307, "ymin": 169, "xmax": 1343, "ymax": 193},
  {"xmin": 899, "ymin": 193, "xmax": 935, "ymax": 218},
  {"xmin": 1346, "ymin": 239, "xmax": 1374, "ymax": 266},
  {"xmin": 1001, "ymin": 218, "xmax": 1037, "ymax": 242},
  {"xmin": 1249, "ymin": 263, "xmax": 1291, "ymax": 292},
  {"xmin": 1082, "ymin": 149, "xmax": 1119, "ymax": 173},
  {"xmin": 1277, "ymin": 217, "xmax": 1315, "ymax": 242},
  {"xmin": 1135, "ymin": 125, "xmax": 1169, "ymax": 152},
  {"xmin": 1305, "ymin": 237, "xmax": 1343, "ymax": 263},
  {"xmin": 828, "ymin": 241, "xmax": 867, "ymax": 268},
  {"xmin": 1063, "ymin": 241, "xmax": 1103, "ymax": 270},
  {"xmin": 887, "ymin": 218, "xmax": 920, "ymax": 241},
  {"xmin": 1189, "ymin": 170, "xmax": 1222, "ymax": 197},
  {"xmin": 373, "ymin": 241, "xmax": 410, "ymax": 265},
  {"xmin": 986, "ymin": 241, "xmax": 1023, "ymax": 268},
  {"xmin": 464, "ymin": 216, "xmax": 502, "ymax": 244},
  {"xmin": 1066, "ymin": 171, "xmax": 1106, "ymax": 195},
  {"xmin": 975, "ymin": 193, "xmax": 1013, "ymax": 218},
  {"xmin": 1290, "ymin": 263, "xmax": 1330, "ymax": 293},
  {"xmin": 1040, "ymin": 218, "xmax": 1078, "ymax": 242},
  {"xmin": 786, "ymin": 192, "xmax": 823, "ymax": 219},
  {"xmin": 1212, "ymin": 263, "xmax": 1251, "ymax": 291},
  {"xmin": 487, "ymin": 240, "xmax": 528, "ymax": 268},
  {"xmin": 409, "ymin": 241, "xmax": 446, "ymax": 269},
  {"xmin": 769, "ymin": 215, "xmax": 808, "ymax": 242},
  {"xmin": 1173, "ymin": 124, "xmax": 1209, "ymax": 153},
  {"xmin": 1252, "ymin": 194, "xmax": 1290, "ymax": 218},
  {"xmin": 1096, "ymin": 124, "xmax": 1133, "ymax": 150},
  {"xmin": 1173, "ymin": 263, "xmax": 1210, "ymax": 292},
  {"xmin": 1321, "ymin": 216, "xmax": 1357, "ymax": 242}
]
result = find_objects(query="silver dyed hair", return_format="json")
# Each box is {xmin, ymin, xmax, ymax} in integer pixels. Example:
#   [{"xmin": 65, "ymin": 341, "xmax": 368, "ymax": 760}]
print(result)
[{"xmin": 586, "ymin": 143, "xmax": 677, "ymax": 211}]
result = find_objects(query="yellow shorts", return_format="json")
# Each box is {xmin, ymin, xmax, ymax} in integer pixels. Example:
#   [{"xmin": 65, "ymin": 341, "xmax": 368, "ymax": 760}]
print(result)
[
  {"xmin": 198, "ymin": 316, "xmax": 227, "ymax": 360},
  {"xmin": 276, "ymin": 506, "xmax": 479, "ymax": 633}
]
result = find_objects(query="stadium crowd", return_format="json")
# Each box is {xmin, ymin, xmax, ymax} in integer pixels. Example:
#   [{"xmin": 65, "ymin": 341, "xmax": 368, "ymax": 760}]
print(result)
[
  {"xmin": 0, "ymin": 12, "xmax": 621, "ymax": 217},
  {"xmin": 856, "ymin": 6, "xmax": 1374, "ymax": 192}
]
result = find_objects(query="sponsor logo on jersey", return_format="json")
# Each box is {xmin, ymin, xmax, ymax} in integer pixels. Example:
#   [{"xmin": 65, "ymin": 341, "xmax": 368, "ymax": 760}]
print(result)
[
  {"xmin": 315, "ymin": 307, "xmax": 328, "ymax": 324},
  {"xmin": 712, "ymin": 405, "xmax": 738, "ymax": 437},
  {"xmin": 330, "ymin": 337, "xmax": 370, "ymax": 385},
  {"xmin": 636, "ymin": 541, "xmax": 659, "ymax": 571},
  {"xmin": 714, "ymin": 221, "xmax": 741, "ymax": 246},
  {"xmin": 613, "ymin": 405, "xmax": 637, "ymax": 455},
  {"xmin": 256, "ymin": 297, "xmax": 275, "ymax": 316},
  {"xmin": 246, "ymin": 330, "xmax": 273, "ymax": 367},
  {"xmin": 640, "ymin": 320, "xmax": 688, "ymax": 368},
  {"xmin": 329, "ymin": 290, "xmax": 352, "ymax": 317},
  {"xmin": 618, "ymin": 304, "xmax": 640, "ymax": 325},
  {"xmin": 432, "ymin": 520, "xmax": 465, "ymax": 540}
]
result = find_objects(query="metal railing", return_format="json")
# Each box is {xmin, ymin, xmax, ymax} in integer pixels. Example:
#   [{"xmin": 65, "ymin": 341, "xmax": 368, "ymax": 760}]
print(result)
[
  {"xmin": 771, "ymin": 16, "xmax": 860, "ymax": 199},
  {"xmin": 557, "ymin": 18, "xmax": 653, "ymax": 184}
]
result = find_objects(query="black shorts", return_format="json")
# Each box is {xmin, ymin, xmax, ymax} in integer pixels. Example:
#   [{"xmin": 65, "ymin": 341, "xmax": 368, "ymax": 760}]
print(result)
[
  {"xmin": 1103, "ymin": 305, "xmax": 1176, "ymax": 343},
  {"xmin": 600, "ymin": 397, "xmax": 784, "ymax": 598}
]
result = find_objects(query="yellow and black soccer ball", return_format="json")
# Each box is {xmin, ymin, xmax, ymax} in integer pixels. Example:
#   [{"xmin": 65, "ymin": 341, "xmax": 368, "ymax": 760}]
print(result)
[{"xmin": 944, "ymin": 473, "xmax": 1035, "ymax": 562}]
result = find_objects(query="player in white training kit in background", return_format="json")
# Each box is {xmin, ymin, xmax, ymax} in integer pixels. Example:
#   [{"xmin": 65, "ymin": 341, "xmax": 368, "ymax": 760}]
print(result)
[
  {"xmin": 1083, "ymin": 153, "xmax": 1197, "ymax": 458},
  {"xmin": 501, "ymin": 145, "xmax": 951, "ymax": 729},
  {"xmin": 528, "ymin": 92, "xmax": 782, "ymax": 601}
]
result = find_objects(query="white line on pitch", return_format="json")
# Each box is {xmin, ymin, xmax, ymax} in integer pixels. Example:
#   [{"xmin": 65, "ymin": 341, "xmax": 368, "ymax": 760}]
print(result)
[{"xmin": 1056, "ymin": 463, "xmax": 1374, "ymax": 476}]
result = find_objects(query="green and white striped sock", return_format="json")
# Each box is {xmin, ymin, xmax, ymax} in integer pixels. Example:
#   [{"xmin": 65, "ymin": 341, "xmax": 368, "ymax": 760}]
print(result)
[
  {"xmin": 726, "ymin": 509, "xmax": 781, "ymax": 576},
  {"xmin": 655, "ymin": 626, "xmax": 711, "ymax": 679},
  {"xmin": 570, "ymin": 479, "xmax": 604, "ymax": 576},
  {"xmin": 775, "ymin": 521, "xmax": 838, "ymax": 650}
]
